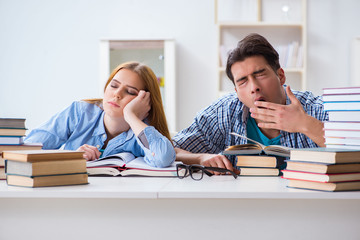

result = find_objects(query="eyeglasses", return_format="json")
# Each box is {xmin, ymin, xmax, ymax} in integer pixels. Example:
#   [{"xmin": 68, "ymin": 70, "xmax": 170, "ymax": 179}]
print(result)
[{"xmin": 176, "ymin": 164, "xmax": 238, "ymax": 181}]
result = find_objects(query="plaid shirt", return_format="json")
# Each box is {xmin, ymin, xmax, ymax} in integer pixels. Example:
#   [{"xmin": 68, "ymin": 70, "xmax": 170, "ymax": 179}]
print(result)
[{"xmin": 173, "ymin": 87, "xmax": 328, "ymax": 156}]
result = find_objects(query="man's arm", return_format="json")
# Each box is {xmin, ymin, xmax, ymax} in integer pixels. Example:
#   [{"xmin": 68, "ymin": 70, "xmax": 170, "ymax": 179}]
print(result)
[
  {"xmin": 249, "ymin": 86, "xmax": 325, "ymax": 147},
  {"xmin": 175, "ymin": 148, "xmax": 239, "ymax": 174}
]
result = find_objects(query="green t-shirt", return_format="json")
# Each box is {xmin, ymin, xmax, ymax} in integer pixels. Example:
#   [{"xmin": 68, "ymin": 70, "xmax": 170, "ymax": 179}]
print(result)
[{"xmin": 246, "ymin": 115, "xmax": 280, "ymax": 146}]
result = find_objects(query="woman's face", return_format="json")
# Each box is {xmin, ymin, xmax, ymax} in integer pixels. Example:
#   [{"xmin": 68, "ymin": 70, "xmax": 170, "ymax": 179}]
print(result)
[{"xmin": 103, "ymin": 69, "xmax": 145, "ymax": 119}]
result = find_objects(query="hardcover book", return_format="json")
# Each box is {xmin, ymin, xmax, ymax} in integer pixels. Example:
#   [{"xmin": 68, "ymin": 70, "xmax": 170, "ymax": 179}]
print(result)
[
  {"xmin": 323, "ymin": 87, "xmax": 360, "ymax": 95},
  {"xmin": 324, "ymin": 101, "xmax": 360, "ymax": 111},
  {"xmin": 0, "ymin": 136, "xmax": 24, "ymax": 145},
  {"xmin": 323, "ymin": 94, "xmax": 360, "ymax": 102},
  {"xmin": 0, "ymin": 128, "xmax": 27, "ymax": 136},
  {"xmin": 286, "ymin": 178, "xmax": 360, "ymax": 192},
  {"xmin": 222, "ymin": 132, "xmax": 291, "ymax": 157},
  {"xmin": 236, "ymin": 155, "xmax": 285, "ymax": 168},
  {"xmin": 238, "ymin": 167, "xmax": 280, "ymax": 176},
  {"xmin": 327, "ymin": 111, "xmax": 360, "ymax": 122},
  {"xmin": 325, "ymin": 129, "xmax": 360, "ymax": 138},
  {"xmin": 326, "ymin": 144, "xmax": 360, "ymax": 150},
  {"xmin": 0, "ymin": 143, "xmax": 43, "ymax": 166},
  {"xmin": 2, "ymin": 149, "xmax": 85, "ymax": 162},
  {"xmin": 285, "ymin": 160, "xmax": 360, "ymax": 174},
  {"xmin": 325, "ymin": 137, "xmax": 360, "ymax": 146},
  {"xmin": 282, "ymin": 170, "xmax": 360, "ymax": 182},
  {"xmin": 6, "ymin": 173, "xmax": 88, "ymax": 187},
  {"xmin": 290, "ymin": 148, "xmax": 360, "ymax": 164},
  {"xmin": 324, "ymin": 121, "xmax": 360, "ymax": 130},
  {"xmin": 6, "ymin": 159, "xmax": 87, "ymax": 176},
  {"xmin": 0, "ymin": 118, "xmax": 26, "ymax": 129}
]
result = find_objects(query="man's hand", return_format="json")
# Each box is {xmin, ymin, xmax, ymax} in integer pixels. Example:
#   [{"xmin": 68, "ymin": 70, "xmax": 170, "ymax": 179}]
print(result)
[
  {"xmin": 175, "ymin": 148, "xmax": 240, "ymax": 175},
  {"xmin": 249, "ymin": 86, "xmax": 325, "ymax": 146},
  {"xmin": 199, "ymin": 153, "xmax": 240, "ymax": 175},
  {"xmin": 250, "ymin": 86, "xmax": 307, "ymax": 133}
]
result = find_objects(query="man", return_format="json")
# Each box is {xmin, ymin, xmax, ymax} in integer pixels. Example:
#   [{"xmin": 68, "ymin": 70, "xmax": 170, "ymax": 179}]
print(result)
[{"xmin": 173, "ymin": 33, "xmax": 328, "ymax": 173}]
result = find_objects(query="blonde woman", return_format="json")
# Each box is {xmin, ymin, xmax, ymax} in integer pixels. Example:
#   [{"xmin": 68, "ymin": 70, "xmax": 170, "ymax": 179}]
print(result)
[{"xmin": 25, "ymin": 62, "xmax": 175, "ymax": 167}]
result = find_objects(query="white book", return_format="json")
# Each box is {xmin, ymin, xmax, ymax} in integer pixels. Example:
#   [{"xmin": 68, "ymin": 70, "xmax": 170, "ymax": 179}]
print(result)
[
  {"xmin": 327, "ymin": 111, "xmax": 360, "ymax": 122},
  {"xmin": 296, "ymin": 45, "xmax": 303, "ymax": 68},
  {"xmin": 290, "ymin": 41, "xmax": 299, "ymax": 68},
  {"xmin": 326, "ymin": 144, "xmax": 360, "ymax": 150},
  {"xmin": 324, "ymin": 121, "xmax": 360, "ymax": 130},
  {"xmin": 325, "ymin": 129, "xmax": 360, "ymax": 138},
  {"xmin": 323, "ymin": 87, "xmax": 360, "ymax": 95},
  {"xmin": 325, "ymin": 137, "xmax": 360, "ymax": 146},
  {"xmin": 0, "ymin": 136, "xmax": 24, "ymax": 145},
  {"xmin": 323, "ymin": 94, "xmax": 360, "ymax": 102},
  {"xmin": 285, "ymin": 42, "xmax": 294, "ymax": 68},
  {"xmin": 324, "ymin": 101, "xmax": 360, "ymax": 111}
]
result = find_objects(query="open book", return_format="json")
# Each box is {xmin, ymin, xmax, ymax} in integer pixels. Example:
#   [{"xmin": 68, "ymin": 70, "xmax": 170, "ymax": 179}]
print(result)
[
  {"xmin": 86, "ymin": 152, "xmax": 179, "ymax": 177},
  {"xmin": 222, "ymin": 132, "xmax": 291, "ymax": 158}
]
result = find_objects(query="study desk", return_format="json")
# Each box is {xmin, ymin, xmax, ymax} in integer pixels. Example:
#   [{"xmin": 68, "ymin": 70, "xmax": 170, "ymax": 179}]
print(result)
[{"xmin": 0, "ymin": 176, "xmax": 360, "ymax": 240}]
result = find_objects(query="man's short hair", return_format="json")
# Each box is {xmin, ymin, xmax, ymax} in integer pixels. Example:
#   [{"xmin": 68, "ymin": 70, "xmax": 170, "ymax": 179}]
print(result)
[{"xmin": 226, "ymin": 33, "xmax": 280, "ymax": 83}]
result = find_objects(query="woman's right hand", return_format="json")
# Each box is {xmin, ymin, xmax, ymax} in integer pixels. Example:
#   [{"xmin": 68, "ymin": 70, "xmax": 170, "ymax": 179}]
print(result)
[{"xmin": 77, "ymin": 144, "xmax": 101, "ymax": 160}]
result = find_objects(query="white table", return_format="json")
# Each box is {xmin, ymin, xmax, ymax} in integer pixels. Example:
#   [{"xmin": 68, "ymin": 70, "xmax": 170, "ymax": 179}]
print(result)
[{"xmin": 0, "ymin": 176, "xmax": 360, "ymax": 240}]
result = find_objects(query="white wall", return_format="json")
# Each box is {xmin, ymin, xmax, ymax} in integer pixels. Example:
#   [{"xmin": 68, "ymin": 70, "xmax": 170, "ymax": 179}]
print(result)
[
  {"xmin": 307, "ymin": 0, "xmax": 360, "ymax": 95},
  {"xmin": 0, "ymin": 0, "xmax": 359, "ymax": 133}
]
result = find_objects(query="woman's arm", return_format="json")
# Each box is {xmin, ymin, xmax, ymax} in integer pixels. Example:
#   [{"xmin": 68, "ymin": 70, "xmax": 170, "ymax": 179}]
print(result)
[
  {"xmin": 123, "ymin": 90, "xmax": 151, "ymax": 136},
  {"xmin": 124, "ymin": 91, "xmax": 175, "ymax": 168},
  {"xmin": 25, "ymin": 102, "xmax": 81, "ymax": 149}
]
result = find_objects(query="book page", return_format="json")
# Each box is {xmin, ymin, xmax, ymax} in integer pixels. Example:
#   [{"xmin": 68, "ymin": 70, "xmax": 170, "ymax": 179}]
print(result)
[
  {"xmin": 86, "ymin": 152, "xmax": 136, "ymax": 167},
  {"xmin": 126, "ymin": 158, "xmax": 178, "ymax": 171},
  {"xmin": 230, "ymin": 132, "xmax": 266, "ymax": 149}
]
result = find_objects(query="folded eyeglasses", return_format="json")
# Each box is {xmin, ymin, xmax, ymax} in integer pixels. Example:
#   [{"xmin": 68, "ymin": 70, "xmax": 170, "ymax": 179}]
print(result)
[{"xmin": 176, "ymin": 163, "xmax": 238, "ymax": 181}]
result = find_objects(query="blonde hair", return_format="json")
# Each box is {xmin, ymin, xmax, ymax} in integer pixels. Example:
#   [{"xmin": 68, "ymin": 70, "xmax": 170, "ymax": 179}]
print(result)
[{"xmin": 83, "ymin": 61, "xmax": 171, "ymax": 142}]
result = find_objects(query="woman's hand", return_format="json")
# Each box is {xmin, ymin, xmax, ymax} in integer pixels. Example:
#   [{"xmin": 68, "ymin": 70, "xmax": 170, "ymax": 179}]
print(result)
[
  {"xmin": 123, "ymin": 90, "xmax": 151, "ymax": 136},
  {"xmin": 123, "ymin": 90, "xmax": 151, "ymax": 123},
  {"xmin": 77, "ymin": 144, "xmax": 101, "ymax": 160}
]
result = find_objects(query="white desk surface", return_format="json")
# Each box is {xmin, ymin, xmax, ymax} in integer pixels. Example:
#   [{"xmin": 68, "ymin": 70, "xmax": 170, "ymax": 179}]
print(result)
[{"xmin": 1, "ymin": 176, "xmax": 360, "ymax": 200}]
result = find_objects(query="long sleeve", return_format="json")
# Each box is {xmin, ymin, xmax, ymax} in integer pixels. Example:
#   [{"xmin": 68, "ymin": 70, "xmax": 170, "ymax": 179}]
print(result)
[
  {"xmin": 135, "ymin": 126, "xmax": 175, "ymax": 168},
  {"xmin": 25, "ymin": 102, "xmax": 81, "ymax": 149}
]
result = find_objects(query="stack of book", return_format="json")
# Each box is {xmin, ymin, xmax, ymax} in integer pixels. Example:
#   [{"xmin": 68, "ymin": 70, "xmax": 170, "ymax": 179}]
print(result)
[
  {"xmin": 0, "ymin": 118, "xmax": 43, "ymax": 180},
  {"xmin": 0, "ymin": 118, "xmax": 27, "ymax": 145},
  {"xmin": 282, "ymin": 148, "xmax": 360, "ymax": 191},
  {"xmin": 222, "ymin": 132, "xmax": 290, "ymax": 176},
  {"xmin": 323, "ymin": 87, "xmax": 360, "ymax": 150},
  {"xmin": 235, "ymin": 155, "xmax": 284, "ymax": 176},
  {"xmin": 3, "ymin": 150, "xmax": 88, "ymax": 187}
]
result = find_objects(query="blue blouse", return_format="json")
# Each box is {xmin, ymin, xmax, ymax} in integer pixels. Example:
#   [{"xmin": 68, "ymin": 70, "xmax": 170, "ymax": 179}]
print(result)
[{"xmin": 25, "ymin": 101, "xmax": 175, "ymax": 168}]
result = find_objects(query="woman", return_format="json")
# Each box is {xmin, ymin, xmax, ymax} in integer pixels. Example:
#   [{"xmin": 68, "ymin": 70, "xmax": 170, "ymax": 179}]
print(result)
[{"xmin": 25, "ymin": 62, "xmax": 175, "ymax": 168}]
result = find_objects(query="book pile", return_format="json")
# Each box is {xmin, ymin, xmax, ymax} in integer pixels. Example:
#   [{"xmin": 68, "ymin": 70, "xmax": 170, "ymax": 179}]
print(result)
[
  {"xmin": 3, "ymin": 150, "xmax": 88, "ymax": 187},
  {"xmin": 282, "ymin": 148, "xmax": 360, "ymax": 191},
  {"xmin": 235, "ymin": 155, "xmax": 285, "ymax": 176},
  {"xmin": 222, "ymin": 132, "xmax": 290, "ymax": 176},
  {"xmin": 323, "ymin": 87, "xmax": 360, "ymax": 150},
  {"xmin": 0, "ymin": 118, "xmax": 43, "ymax": 180},
  {"xmin": 86, "ymin": 152, "xmax": 179, "ymax": 177}
]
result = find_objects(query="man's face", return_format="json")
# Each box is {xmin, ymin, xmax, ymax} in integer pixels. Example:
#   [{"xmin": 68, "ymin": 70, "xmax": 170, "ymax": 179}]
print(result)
[{"xmin": 231, "ymin": 55, "xmax": 286, "ymax": 109}]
